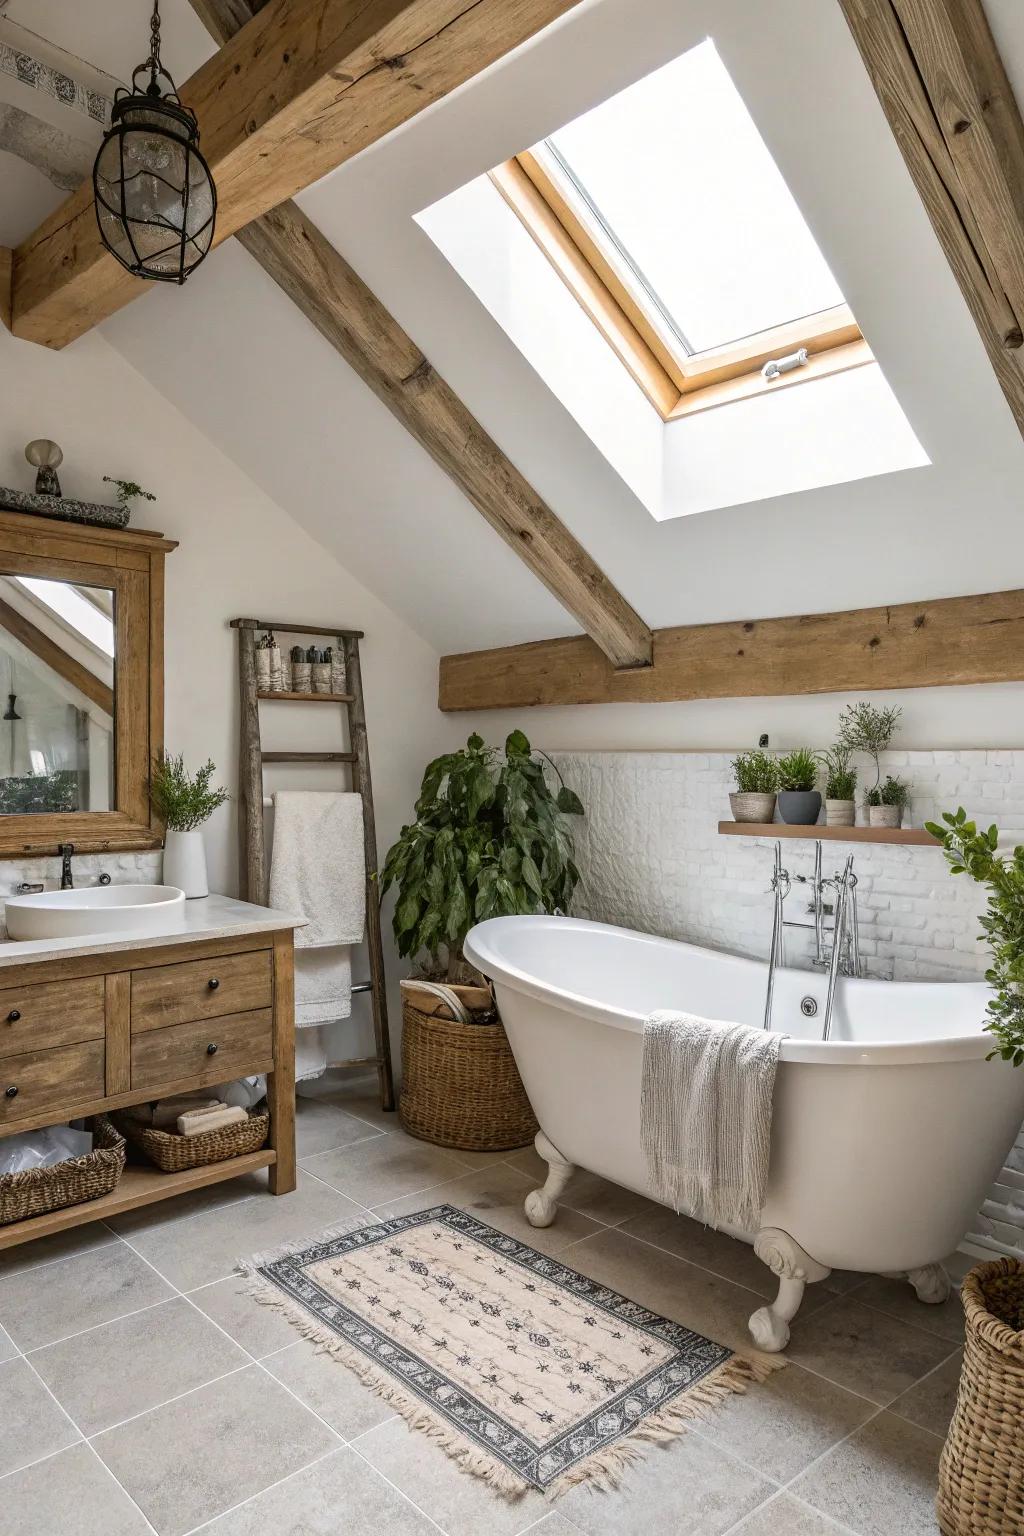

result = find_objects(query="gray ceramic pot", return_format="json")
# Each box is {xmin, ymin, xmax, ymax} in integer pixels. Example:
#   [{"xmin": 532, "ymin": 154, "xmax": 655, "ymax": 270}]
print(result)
[
  {"xmin": 778, "ymin": 789, "xmax": 822, "ymax": 825},
  {"xmin": 729, "ymin": 791, "xmax": 776, "ymax": 824},
  {"xmin": 868, "ymin": 803, "xmax": 902, "ymax": 828}
]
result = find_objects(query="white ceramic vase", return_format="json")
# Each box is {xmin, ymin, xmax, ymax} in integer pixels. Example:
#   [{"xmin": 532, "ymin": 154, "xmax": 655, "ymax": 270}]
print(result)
[{"xmin": 163, "ymin": 829, "xmax": 208, "ymax": 898}]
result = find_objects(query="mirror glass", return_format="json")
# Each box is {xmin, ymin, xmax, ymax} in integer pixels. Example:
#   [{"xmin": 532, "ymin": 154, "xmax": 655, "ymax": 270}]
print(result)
[{"xmin": 0, "ymin": 575, "xmax": 115, "ymax": 814}]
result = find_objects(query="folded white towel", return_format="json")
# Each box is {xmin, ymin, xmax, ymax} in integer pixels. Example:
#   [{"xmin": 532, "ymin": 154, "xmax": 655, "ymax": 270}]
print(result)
[{"xmin": 640, "ymin": 1010, "xmax": 783, "ymax": 1234}]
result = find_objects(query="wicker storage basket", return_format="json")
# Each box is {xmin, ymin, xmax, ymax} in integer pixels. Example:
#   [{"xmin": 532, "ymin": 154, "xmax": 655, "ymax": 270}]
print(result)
[
  {"xmin": 113, "ymin": 1104, "xmax": 270, "ymax": 1173},
  {"xmin": 937, "ymin": 1257, "xmax": 1024, "ymax": 1535},
  {"xmin": 0, "ymin": 1116, "xmax": 125, "ymax": 1226},
  {"xmin": 400, "ymin": 994, "xmax": 538, "ymax": 1152}
]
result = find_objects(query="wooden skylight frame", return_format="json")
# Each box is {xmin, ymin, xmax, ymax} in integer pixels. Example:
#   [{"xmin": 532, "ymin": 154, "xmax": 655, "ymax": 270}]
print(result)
[{"xmin": 490, "ymin": 150, "xmax": 874, "ymax": 420}]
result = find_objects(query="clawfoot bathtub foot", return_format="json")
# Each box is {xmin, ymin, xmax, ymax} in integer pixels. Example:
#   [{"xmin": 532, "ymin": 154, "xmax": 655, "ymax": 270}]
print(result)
[
  {"xmin": 524, "ymin": 1131, "xmax": 575, "ymax": 1228},
  {"xmin": 882, "ymin": 1262, "xmax": 951, "ymax": 1306},
  {"xmin": 748, "ymin": 1227, "xmax": 831, "ymax": 1353}
]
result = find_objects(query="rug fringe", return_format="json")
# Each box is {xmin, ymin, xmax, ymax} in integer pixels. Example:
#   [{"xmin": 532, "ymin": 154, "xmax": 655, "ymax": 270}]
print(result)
[{"xmin": 238, "ymin": 1212, "xmax": 381, "ymax": 1273}]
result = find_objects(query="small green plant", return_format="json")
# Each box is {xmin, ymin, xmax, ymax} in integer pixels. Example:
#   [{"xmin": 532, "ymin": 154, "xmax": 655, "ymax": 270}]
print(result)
[
  {"xmin": 103, "ymin": 476, "xmax": 157, "ymax": 509},
  {"xmin": 924, "ymin": 808, "xmax": 1024, "ymax": 1064},
  {"xmin": 150, "ymin": 752, "xmax": 228, "ymax": 831},
  {"xmin": 866, "ymin": 775, "xmax": 909, "ymax": 809},
  {"xmin": 819, "ymin": 744, "xmax": 857, "ymax": 801},
  {"xmin": 381, "ymin": 731, "xmax": 584, "ymax": 982},
  {"xmin": 776, "ymin": 748, "xmax": 818, "ymax": 793},
  {"xmin": 731, "ymin": 749, "xmax": 779, "ymax": 794},
  {"xmin": 837, "ymin": 701, "xmax": 902, "ymax": 792}
]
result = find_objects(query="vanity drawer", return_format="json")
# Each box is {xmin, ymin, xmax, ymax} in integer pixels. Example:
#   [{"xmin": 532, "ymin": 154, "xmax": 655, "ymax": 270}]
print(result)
[
  {"xmin": 131, "ymin": 950, "xmax": 273, "ymax": 1033},
  {"xmin": 0, "ymin": 977, "xmax": 105, "ymax": 1060},
  {"xmin": 130, "ymin": 1009, "xmax": 274, "ymax": 1092},
  {"xmin": 0, "ymin": 1039, "xmax": 106, "ymax": 1125}
]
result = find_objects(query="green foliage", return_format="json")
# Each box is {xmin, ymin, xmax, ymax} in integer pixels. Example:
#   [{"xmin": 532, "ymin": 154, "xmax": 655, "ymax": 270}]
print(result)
[
  {"xmin": 731, "ymin": 749, "xmax": 779, "ymax": 794},
  {"xmin": 777, "ymin": 747, "xmax": 818, "ymax": 793},
  {"xmin": 103, "ymin": 476, "xmax": 157, "ymax": 508},
  {"xmin": 818, "ymin": 743, "xmax": 857, "ymax": 800},
  {"xmin": 924, "ymin": 808, "xmax": 1024, "ymax": 1065},
  {"xmin": 837, "ymin": 701, "xmax": 902, "ymax": 791},
  {"xmin": 151, "ymin": 752, "xmax": 228, "ymax": 831},
  {"xmin": 866, "ymin": 775, "xmax": 909, "ymax": 809},
  {"xmin": 380, "ymin": 732, "xmax": 585, "ymax": 980}
]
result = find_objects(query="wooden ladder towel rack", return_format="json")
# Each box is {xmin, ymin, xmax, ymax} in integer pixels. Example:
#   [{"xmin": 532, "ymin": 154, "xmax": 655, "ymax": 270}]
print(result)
[{"xmin": 231, "ymin": 618, "xmax": 394, "ymax": 1111}]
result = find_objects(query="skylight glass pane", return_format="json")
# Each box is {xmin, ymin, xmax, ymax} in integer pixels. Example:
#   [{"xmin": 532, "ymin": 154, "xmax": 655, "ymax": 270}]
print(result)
[
  {"xmin": 548, "ymin": 40, "xmax": 845, "ymax": 355},
  {"xmin": 16, "ymin": 578, "xmax": 115, "ymax": 657}
]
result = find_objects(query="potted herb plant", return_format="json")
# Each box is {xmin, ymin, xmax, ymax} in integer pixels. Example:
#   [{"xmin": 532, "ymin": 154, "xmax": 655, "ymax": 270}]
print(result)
[
  {"xmin": 729, "ymin": 749, "xmax": 779, "ymax": 824},
  {"xmin": 866, "ymin": 774, "xmax": 909, "ymax": 828},
  {"xmin": 151, "ymin": 752, "xmax": 229, "ymax": 898},
  {"xmin": 838, "ymin": 701, "xmax": 903, "ymax": 816},
  {"xmin": 819, "ymin": 743, "xmax": 857, "ymax": 827},
  {"xmin": 776, "ymin": 747, "xmax": 821, "ymax": 825},
  {"xmin": 381, "ymin": 730, "xmax": 584, "ymax": 1150}
]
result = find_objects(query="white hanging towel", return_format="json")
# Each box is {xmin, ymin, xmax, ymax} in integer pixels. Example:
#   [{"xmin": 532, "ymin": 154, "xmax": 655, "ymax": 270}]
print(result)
[{"xmin": 268, "ymin": 792, "xmax": 366, "ymax": 1079}]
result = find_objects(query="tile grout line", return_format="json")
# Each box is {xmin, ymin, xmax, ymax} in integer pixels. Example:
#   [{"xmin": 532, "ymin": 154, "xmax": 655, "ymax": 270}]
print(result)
[
  {"xmin": 23, "ymin": 1293, "xmax": 179, "ymax": 1356},
  {"xmin": 346, "ymin": 1436, "xmax": 450, "ymax": 1535},
  {"xmin": 178, "ymin": 1445, "xmax": 345, "ymax": 1536}
]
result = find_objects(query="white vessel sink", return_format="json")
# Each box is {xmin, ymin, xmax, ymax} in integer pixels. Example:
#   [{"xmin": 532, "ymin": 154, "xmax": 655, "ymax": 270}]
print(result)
[{"xmin": 5, "ymin": 884, "xmax": 187, "ymax": 941}]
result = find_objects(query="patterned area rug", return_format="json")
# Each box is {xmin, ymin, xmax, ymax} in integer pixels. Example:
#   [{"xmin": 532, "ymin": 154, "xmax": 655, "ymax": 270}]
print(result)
[{"xmin": 244, "ymin": 1205, "xmax": 779, "ymax": 1498}]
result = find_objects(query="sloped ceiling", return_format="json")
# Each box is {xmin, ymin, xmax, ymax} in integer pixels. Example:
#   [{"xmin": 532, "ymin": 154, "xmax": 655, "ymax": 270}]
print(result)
[{"xmin": 7, "ymin": 0, "xmax": 1024, "ymax": 656}]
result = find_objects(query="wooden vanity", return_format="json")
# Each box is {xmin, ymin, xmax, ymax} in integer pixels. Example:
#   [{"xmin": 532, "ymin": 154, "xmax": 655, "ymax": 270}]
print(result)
[{"xmin": 0, "ymin": 899, "xmax": 299, "ymax": 1251}]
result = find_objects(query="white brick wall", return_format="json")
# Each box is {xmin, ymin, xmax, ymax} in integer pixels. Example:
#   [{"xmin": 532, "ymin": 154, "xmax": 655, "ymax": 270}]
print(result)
[
  {"xmin": 0, "ymin": 850, "xmax": 160, "ymax": 902},
  {"xmin": 552, "ymin": 749, "xmax": 1024, "ymax": 1258}
]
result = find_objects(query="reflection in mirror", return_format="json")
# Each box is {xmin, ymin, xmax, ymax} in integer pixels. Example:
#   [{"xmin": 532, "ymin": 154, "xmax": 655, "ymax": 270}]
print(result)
[{"xmin": 0, "ymin": 576, "xmax": 115, "ymax": 814}]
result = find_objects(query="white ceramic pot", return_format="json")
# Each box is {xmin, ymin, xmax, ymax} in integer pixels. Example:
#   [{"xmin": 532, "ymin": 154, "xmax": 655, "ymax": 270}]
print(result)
[
  {"xmin": 868, "ymin": 804, "xmax": 902, "ymax": 829},
  {"xmin": 729, "ymin": 791, "xmax": 777, "ymax": 824},
  {"xmin": 826, "ymin": 799, "xmax": 856, "ymax": 827},
  {"xmin": 162, "ymin": 829, "xmax": 209, "ymax": 898}
]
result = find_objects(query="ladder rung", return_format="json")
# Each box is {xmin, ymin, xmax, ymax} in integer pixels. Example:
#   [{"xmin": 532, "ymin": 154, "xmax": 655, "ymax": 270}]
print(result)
[
  {"xmin": 352, "ymin": 981, "xmax": 372, "ymax": 995},
  {"xmin": 231, "ymin": 618, "xmax": 364, "ymax": 639},
  {"xmin": 261, "ymin": 751, "xmax": 357, "ymax": 763},
  {"xmin": 257, "ymin": 691, "xmax": 353, "ymax": 704}
]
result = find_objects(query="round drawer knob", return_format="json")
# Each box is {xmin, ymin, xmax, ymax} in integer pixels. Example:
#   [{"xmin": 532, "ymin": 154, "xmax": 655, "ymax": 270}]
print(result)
[
  {"xmin": 206, "ymin": 1042, "xmax": 218, "ymax": 1056},
  {"xmin": 5, "ymin": 1085, "xmax": 17, "ymax": 1099},
  {"xmin": 6, "ymin": 1009, "xmax": 20, "ymax": 1023},
  {"xmin": 207, "ymin": 978, "xmax": 220, "ymax": 991}
]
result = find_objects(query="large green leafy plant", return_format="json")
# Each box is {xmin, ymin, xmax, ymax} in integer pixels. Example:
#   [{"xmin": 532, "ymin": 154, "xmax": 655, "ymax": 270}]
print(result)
[
  {"xmin": 381, "ymin": 731, "xmax": 584, "ymax": 981},
  {"xmin": 925, "ymin": 808, "xmax": 1024, "ymax": 1064}
]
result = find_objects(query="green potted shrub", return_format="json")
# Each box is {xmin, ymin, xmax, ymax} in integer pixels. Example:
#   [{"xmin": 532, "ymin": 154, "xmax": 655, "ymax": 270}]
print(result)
[
  {"xmin": 866, "ymin": 774, "xmax": 909, "ymax": 829},
  {"xmin": 838, "ymin": 701, "xmax": 903, "ymax": 818},
  {"xmin": 381, "ymin": 730, "xmax": 584, "ymax": 1151},
  {"xmin": 776, "ymin": 747, "xmax": 821, "ymax": 825},
  {"xmin": 151, "ymin": 752, "xmax": 228, "ymax": 898},
  {"xmin": 729, "ymin": 749, "xmax": 779, "ymax": 824},
  {"xmin": 819, "ymin": 743, "xmax": 857, "ymax": 828}
]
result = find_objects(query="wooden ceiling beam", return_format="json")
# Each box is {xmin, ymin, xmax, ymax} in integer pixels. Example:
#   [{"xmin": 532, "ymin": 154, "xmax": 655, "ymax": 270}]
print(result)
[
  {"xmin": 839, "ymin": 0, "xmax": 1024, "ymax": 436},
  {"xmin": 11, "ymin": 0, "xmax": 585, "ymax": 350},
  {"xmin": 438, "ymin": 588, "xmax": 1024, "ymax": 710}
]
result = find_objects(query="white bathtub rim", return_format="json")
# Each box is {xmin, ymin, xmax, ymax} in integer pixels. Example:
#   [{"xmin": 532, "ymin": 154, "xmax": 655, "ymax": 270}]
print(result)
[{"xmin": 464, "ymin": 915, "xmax": 995, "ymax": 1067}]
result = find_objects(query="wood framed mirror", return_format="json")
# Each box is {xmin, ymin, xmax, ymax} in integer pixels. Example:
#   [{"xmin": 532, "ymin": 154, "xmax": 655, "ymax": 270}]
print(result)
[{"xmin": 0, "ymin": 510, "xmax": 176, "ymax": 858}]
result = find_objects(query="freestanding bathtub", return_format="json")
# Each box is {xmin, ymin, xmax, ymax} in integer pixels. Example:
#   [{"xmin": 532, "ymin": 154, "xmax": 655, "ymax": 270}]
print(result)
[{"xmin": 463, "ymin": 914, "xmax": 1024, "ymax": 1350}]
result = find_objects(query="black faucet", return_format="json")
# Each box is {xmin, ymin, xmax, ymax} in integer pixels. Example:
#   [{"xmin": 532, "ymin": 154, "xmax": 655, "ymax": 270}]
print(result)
[{"xmin": 59, "ymin": 843, "xmax": 74, "ymax": 891}]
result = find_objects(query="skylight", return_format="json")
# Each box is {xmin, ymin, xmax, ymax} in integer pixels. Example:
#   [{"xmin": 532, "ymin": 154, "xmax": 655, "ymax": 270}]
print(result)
[{"xmin": 16, "ymin": 577, "xmax": 115, "ymax": 657}]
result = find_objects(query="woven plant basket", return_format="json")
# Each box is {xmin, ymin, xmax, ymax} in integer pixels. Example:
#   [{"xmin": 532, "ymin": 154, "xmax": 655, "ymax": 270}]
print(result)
[
  {"xmin": 0, "ymin": 1116, "xmax": 125, "ymax": 1226},
  {"xmin": 400, "ymin": 996, "xmax": 538, "ymax": 1152},
  {"xmin": 938, "ymin": 1257, "xmax": 1024, "ymax": 1535},
  {"xmin": 113, "ymin": 1103, "xmax": 270, "ymax": 1173}
]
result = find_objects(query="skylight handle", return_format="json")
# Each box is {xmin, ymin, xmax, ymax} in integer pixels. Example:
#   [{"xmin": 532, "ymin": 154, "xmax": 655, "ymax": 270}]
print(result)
[{"xmin": 762, "ymin": 348, "xmax": 809, "ymax": 381}]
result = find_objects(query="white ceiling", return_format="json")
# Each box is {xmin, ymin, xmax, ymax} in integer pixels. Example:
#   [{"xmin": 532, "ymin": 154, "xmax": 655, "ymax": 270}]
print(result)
[{"xmin": 7, "ymin": 0, "xmax": 1024, "ymax": 656}]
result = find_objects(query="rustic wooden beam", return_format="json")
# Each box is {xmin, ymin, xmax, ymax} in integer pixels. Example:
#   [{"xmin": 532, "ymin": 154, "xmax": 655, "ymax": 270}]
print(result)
[
  {"xmin": 12, "ymin": 0, "xmax": 585, "ymax": 350},
  {"xmin": 0, "ymin": 594, "xmax": 113, "ymax": 715},
  {"xmin": 839, "ymin": 0, "xmax": 1024, "ymax": 435},
  {"xmin": 0, "ymin": 247, "xmax": 10, "ymax": 333},
  {"xmin": 438, "ymin": 588, "xmax": 1024, "ymax": 709}
]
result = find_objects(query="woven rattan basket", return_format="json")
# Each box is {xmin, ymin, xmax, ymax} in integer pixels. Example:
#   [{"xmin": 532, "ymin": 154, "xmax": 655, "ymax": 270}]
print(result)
[
  {"xmin": 937, "ymin": 1257, "xmax": 1024, "ymax": 1535},
  {"xmin": 0, "ymin": 1116, "xmax": 125, "ymax": 1225},
  {"xmin": 113, "ymin": 1104, "xmax": 270, "ymax": 1173},
  {"xmin": 400, "ymin": 997, "xmax": 538, "ymax": 1152}
]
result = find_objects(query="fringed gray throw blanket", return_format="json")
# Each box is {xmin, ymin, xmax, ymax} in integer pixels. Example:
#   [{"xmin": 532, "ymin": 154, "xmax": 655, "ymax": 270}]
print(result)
[{"xmin": 641, "ymin": 1011, "xmax": 783, "ymax": 1232}]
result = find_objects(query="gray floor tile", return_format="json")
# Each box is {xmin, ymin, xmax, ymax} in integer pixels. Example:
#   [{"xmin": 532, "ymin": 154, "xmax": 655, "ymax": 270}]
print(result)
[
  {"xmin": 508, "ymin": 1146, "xmax": 659, "ymax": 1227},
  {"xmin": 0, "ymin": 1243, "xmax": 174, "ymax": 1352},
  {"xmin": 374, "ymin": 1164, "xmax": 604, "ymax": 1256},
  {"xmin": 787, "ymin": 1298, "xmax": 956, "ymax": 1407},
  {"xmin": 186, "ymin": 1273, "xmax": 305, "ymax": 1358},
  {"xmin": 92, "ymin": 1365, "xmax": 340, "ymax": 1536},
  {"xmin": 295, "ymin": 1097, "xmax": 387, "ymax": 1159},
  {"xmin": 618, "ymin": 1206, "xmax": 778, "ymax": 1296},
  {"xmin": 518, "ymin": 1517, "xmax": 583, "ymax": 1535},
  {"xmin": 694, "ymin": 1360, "xmax": 875, "ymax": 1482},
  {"xmin": 0, "ymin": 1221, "xmax": 119, "ymax": 1278},
  {"xmin": 890, "ymin": 1350, "xmax": 963, "ymax": 1437},
  {"xmin": 122, "ymin": 1172, "xmax": 369, "ymax": 1290},
  {"xmin": 854, "ymin": 1274, "xmax": 965, "ymax": 1343},
  {"xmin": 199, "ymin": 1445, "xmax": 437, "ymax": 1534},
  {"xmin": 104, "ymin": 1171, "xmax": 270, "ymax": 1237},
  {"xmin": 301, "ymin": 1132, "xmax": 472, "ymax": 1206},
  {"xmin": 0, "ymin": 1322, "xmax": 16, "ymax": 1362},
  {"xmin": 0, "ymin": 1357, "xmax": 79, "ymax": 1476},
  {"xmin": 559, "ymin": 1428, "xmax": 773, "ymax": 1535},
  {"xmin": 0, "ymin": 1441, "xmax": 154, "ymax": 1536},
  {"xmin": 355, "ymin": 1416, "xmax": 551, "ymax": 1536},
  {"xmin": 791, "ymin": 1410, "xmax": 943, "ymax": 1536},
  {"xmin": 262, "ymin": 1339, "xmax": 395, "ymax": 1438},
  {"xmin": 29, "ymin": 1296, "xmax": 248, "ymax": 1436},
  {"xmin": 729, "ymin": 1492, "xmax": 854, "ymax": 1534},
  {"xmin": 298, "ymin": 1073, "xmax": 396, "ymax": 1134}
]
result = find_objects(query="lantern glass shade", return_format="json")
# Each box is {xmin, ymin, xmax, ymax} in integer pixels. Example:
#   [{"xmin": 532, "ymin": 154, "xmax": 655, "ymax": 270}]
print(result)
[{"xmin": 94, "ymin": 96, "xmax": 216, "ymax": 283}]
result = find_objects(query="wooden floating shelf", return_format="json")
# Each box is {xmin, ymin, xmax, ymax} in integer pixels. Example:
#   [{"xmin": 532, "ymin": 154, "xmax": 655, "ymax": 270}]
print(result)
[
  {"xmin": 256, "ymin": 691, "xmax": 354, "ymax": 703},
  {"xmin": 0, "ymin": 1149, "xmax": 276, "ymax": 1251},
  {"xmin": 718, "ymin": 822, "xmax": 937, "ymax": 846}
]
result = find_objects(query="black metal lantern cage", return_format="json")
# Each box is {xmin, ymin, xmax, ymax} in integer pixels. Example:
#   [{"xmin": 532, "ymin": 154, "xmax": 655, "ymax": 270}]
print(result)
[{"xmin": 92, "ymin": 5, "xmax": 216, "ymax": 285}]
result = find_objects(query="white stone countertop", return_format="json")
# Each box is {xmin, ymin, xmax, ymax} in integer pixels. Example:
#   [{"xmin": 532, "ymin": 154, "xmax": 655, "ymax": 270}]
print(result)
[{"xmin": 0, "ymin": 892, "xmax": 305, "ymax": 968}]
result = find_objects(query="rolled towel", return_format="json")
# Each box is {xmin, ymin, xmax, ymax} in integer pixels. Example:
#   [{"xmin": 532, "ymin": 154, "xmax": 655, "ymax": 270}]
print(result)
[
  {"xmin": 177, "ymin": 1104, "xmax": 248, "ymax": 1137},
  {"xmin": 152, "ymin": 1096, "xmax": 221, "ymax": 1129}
]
